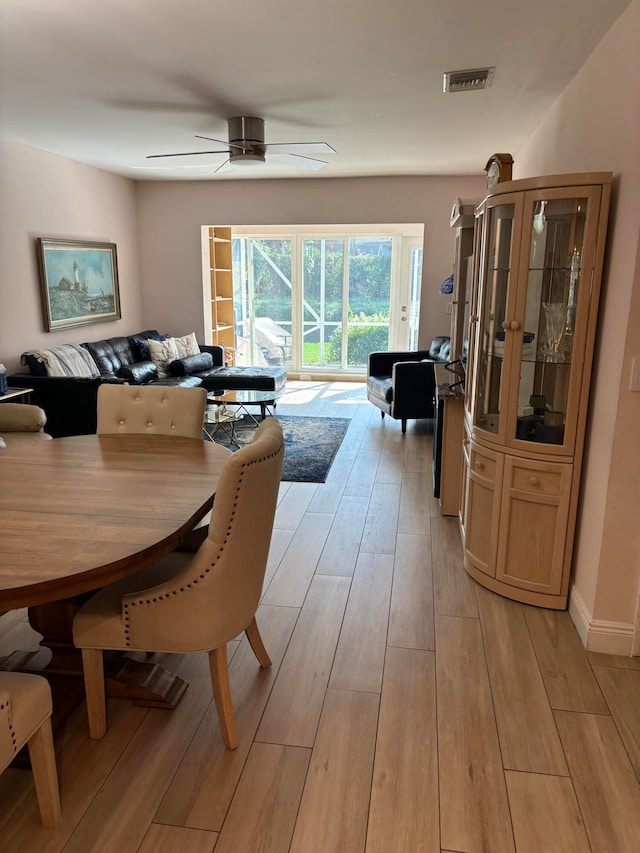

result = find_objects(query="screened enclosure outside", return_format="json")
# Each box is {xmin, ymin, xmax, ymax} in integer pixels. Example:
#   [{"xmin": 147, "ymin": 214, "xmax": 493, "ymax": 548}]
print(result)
[{"xmin": 230, "ymin": 227, "xmax": 423, "ymax": 372}]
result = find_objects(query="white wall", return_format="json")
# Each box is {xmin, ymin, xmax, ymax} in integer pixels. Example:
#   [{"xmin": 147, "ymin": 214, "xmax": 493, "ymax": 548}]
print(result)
[
  {"xmin": 0, "ymin": 140, "xmax": 143, "ymax": 373},
  {"xmin": 514, "ymin": 0, "xmax": 640, "ymax": 634},
  {"xmin": 135, "ymin": 174, "xmax": 486, "ymax": 349}
]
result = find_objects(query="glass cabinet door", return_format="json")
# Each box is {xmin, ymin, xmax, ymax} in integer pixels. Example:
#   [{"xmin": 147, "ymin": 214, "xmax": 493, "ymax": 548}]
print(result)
[
  {"xmin": 463, "ymin": 209, "xmax": 483, "ymax": 426},
  {"xmin": 472, "ymin": 198, "xmax": 523, "ymax": 442},
  {"xmin": 510, "ymin": 187, "xmax": 601, "ymax": 454}
]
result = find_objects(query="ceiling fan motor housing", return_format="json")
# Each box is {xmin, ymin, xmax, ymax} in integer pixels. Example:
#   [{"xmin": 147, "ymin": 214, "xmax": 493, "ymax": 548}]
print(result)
[{"xmin": 228, "ymin": 116, "xmax": 266, "ymax": 164}]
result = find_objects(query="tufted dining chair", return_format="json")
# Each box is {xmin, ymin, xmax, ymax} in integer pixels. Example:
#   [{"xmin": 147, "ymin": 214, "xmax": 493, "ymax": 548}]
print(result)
[
  {"xmin": 73, "ymin": 417, "xmax": 284, "ymax": 750},
  {"xmin": 96, "ymin": 384, "xmax": 207, "ymax": 439},
  {"xmin": 0, "ymin": 672, "xmax": 61, "ymax": 826},
  {"xmin": 0, "ymin": 403, "xmax": 52, "ymax": 449}
]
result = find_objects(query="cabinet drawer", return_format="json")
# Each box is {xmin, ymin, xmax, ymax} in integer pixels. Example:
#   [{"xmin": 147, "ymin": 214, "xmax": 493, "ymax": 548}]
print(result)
[
  {"xmin": 470, "ymin": 446, "xmax": 498, "ymax": 484},
  {"xmin": 511, "ymin": 466, "xmax": 563, "ymax": 497}
]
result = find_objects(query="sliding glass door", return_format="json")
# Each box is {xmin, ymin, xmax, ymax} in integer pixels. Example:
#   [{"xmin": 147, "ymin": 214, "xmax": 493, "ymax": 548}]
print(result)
[{"xmin": 231, "ymin": 228, "xmax": 422, "ymax": 372}]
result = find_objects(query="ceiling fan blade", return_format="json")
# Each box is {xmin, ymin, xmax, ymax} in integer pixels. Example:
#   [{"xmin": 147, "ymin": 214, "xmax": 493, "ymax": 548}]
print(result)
[
  {"xmin": 267, "ymin": 153, "xmax": 328, "ymax": 171},
  {"xmin": 146, "ymin": 149, "xmax": 229, "ymax": 159},
  {"xmin": 195, "ymin": 135, "xmax": 252, "ymax": 152},
  {"xmin": 264, "ymin": 142, "xmax": 336, "ymax": 155},
  {"xmin": 213, "ymin": 159, "xmax": 232, "ymax": 174}
]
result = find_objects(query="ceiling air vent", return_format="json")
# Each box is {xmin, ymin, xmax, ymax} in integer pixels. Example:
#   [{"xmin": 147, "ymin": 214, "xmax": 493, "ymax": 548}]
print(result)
[{"xmin": 443, "ymin": 67, "xmax": 495, "ymax": 93}]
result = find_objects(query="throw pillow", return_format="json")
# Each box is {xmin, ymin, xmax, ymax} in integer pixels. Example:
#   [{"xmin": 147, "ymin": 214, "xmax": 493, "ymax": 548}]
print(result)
[
  {"xmin": 137, "ymin": 333, "xmax": 169, "ymax": 362},
  {"xmin": 148, "ymin": 337, "xmax": 180, "ymax": 378},
  {"xmin": 174, "ymin": 332, "xmax": 200, "ymax": 359},
  {"xmin": 168, "ymin": 352, "xmax": 214, "ymax": 376},
  {"xmin": 116, "ymin": 361, "xmax": 159, "ymax": 384}
]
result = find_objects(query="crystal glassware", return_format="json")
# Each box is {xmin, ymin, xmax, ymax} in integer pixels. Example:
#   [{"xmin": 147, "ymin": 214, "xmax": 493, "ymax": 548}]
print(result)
[{"xmin": 542, "ymin": 302, "xmax": 566, "ymax": 361}]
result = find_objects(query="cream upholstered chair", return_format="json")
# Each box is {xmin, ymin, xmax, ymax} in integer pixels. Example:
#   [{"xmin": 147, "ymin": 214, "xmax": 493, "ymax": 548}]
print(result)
[
  {"xmin": 96, "ymin": 384, "xmax": 207, "ymax": 439},
  {"xmin": 0, "ymin": 672, "xmax": 61, "ymax": 826},
  {"xmin": 0, "ymin": 403, "xmax": 52, "ymax": 449},
  {"xmin": 73, "ymin": 418, "xmax": 284, "ymax": 750}
]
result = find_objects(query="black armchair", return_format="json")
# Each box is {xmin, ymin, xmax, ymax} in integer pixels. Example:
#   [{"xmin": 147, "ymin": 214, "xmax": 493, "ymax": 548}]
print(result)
[{"xmin": 366, "ymin": 337, "xmax": 451, "ymax": 434}]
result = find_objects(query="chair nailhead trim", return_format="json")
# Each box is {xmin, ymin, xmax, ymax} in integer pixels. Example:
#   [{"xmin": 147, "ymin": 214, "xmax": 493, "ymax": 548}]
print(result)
[{"xmin": 1, "ymin": 700, "xmax": 17, "ymax": 755}]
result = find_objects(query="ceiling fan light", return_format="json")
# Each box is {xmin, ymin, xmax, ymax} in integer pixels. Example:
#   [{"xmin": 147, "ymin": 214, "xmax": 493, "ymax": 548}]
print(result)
[{"xmin": 229, "ymin": 150, "xmax": 266, "ymax": 165}]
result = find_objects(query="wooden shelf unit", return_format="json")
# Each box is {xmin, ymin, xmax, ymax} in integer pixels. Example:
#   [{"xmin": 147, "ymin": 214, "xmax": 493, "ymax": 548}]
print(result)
[{"xmin": 206, "ymin": 227, "xmax": 235, "ymax": 354}]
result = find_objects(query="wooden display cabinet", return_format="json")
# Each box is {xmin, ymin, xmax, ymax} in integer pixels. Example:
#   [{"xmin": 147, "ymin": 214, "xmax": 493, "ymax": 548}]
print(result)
[
  {"xmin": 449, "ymin": 198, "xmax": 478, "ymax": 361},
  {"xmin": 461, "ymin": 173, "xmax": 612, "ymax": 608}
]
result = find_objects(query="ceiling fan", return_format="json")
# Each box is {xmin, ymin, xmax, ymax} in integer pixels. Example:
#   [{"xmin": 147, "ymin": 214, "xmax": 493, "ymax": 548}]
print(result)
[{"xmin": 146, "ymin": 116, "xmax": 336, "ymax": 172}]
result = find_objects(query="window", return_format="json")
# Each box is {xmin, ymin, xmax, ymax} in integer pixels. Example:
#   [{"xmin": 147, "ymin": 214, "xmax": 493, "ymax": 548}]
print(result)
[{"xmin": 220, "ymin": 224, "xmax": 422, "ymax": 373}]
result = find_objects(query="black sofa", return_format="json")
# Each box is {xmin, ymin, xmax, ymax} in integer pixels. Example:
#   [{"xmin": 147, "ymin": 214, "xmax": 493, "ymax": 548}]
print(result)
[
  {"xmin": 366, "ymin": 336, "xmax": 451, "ymax": 433},
  {"xmin": 9, "ymin": 330, "xmax": 287, "ymax": 438}
]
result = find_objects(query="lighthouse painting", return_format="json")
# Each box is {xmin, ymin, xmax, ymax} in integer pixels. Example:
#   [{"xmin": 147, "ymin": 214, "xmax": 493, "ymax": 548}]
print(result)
[{"xmin": 37, "ymin": 238, "xmax": 121, "ymax": 331}]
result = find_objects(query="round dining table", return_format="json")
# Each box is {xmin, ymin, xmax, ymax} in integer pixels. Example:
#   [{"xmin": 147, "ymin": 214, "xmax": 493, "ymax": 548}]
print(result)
[{"xmin": 0, "ymin": 433, "xmax": 232, "ymax": 724}]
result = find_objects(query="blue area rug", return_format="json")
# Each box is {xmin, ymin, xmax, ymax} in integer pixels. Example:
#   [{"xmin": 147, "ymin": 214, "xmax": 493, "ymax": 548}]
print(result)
[{"xmin": 204, "ymin": 415, "xmax": 350, "ymax": 483}]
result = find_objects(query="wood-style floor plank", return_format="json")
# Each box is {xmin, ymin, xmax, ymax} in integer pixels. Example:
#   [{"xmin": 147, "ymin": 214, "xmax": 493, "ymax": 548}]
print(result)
[
  {"xmin": 329, "ymin": 552, "xmax": 393, "ymax": 693},
  {"xmin": 398, "ymin": 470, "xmax": 432, "ymax": 535},
  {"xmin": 436, "ymin": 615, "xmax": 515, "ymax": 853},
  {"xmin": 555, "ymin": 710, "xmax": 640, "ymax": 851},
  {"xmin": 155, "ymin": 604, "xmax": 298, "ymax": 832},
  {"xmin": 290, "ymin": 688, "xmax": 379, "ymax": 853},
  {"xmin": 592, "ymin": 665, "xmax": 640, "ymax": 780},
  {"xmin": 273, "ymin": 482, "xmax": 318, "ymax": 530},
  {"xmin": 587, "ymin": 650, "xmax": 640, "ymax": 670},
  {"xmin": 306, "ymin": 455, "xmax": 354, "ymax": 514},
  {"xmin": 388, "ymin": 532, "xmax": 434, "ymax": 651},
  {"xmin": 524, "ymin": 606, "xmax": 608, "ymax": 713},
  {"xmin": 476, "ymin": 586, "xmax": 568, "ymax": 775},
  {"xmin": 257, "ymin": 575, "xmax": 350, "ymax": 747},
  {"xmin": 262, "ymin": 527, "xmax": 295, "ymax": 594},
  {"xmin": 342, "ymin": 449, "xmax": 380, "ymax": 497},
  {"xmin": 402, "ymin": 429, "xmax": 432, "ymax": 473},
  {"xmin": 214, "ymin": 742, "xmax": 310, "ymax": 853},
  {"xmin": 138, "ymin": 824, "xmax": 217, "ymax": 852},
  {"xmin": 375, "ymin": 444, "xmax": 404, "ymax": 485},
  {"xmin": 315, "ymin": 494, "xmax": 369, "ymax": 577},
  {"xmin": 505, "ymin": 770, "xmax": 590, "ymax": 853},
  {"xmin": 431, "ymin": 516, "xmax": 478, "ymax": 618},
  {"xmin": 360, "ymin": 482, "xmax": 400, "ymax": 556},
  {"xmin": 262, "ymin": 512, "xmax": 334, "ymax": 607},
  {"xmin": 366, "ymin": 647, "xmax": 439, "ymax": 853}
]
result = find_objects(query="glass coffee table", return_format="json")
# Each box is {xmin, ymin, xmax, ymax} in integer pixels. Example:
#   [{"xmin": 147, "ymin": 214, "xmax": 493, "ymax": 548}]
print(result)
[
  {"xmin": 203, "ymin": 406, "xmax": 240, "ymax": 445},
  {"xmin": 206, "ymin": 389, "xmax": 282, "ymax": 426}
]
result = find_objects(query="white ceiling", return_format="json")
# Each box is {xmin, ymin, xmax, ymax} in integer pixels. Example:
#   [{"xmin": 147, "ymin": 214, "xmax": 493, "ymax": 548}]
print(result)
[{"xmin": 0, "ymin": 0, "xmax": 632, "ymax": 181}]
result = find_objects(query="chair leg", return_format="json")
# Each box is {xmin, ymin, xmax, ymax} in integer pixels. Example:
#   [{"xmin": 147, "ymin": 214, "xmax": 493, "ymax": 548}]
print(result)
[
  {"xmin": 81, "ymin": 648, "xmax": 107, "ymax": 740},
  {"xmin": 402, "ymin": 419, "xmax": 407, "ymax": 434},
  {"xmin": 245, "ymin": 617, "xmax": 272, "ymax": 669},
  {"xmin": 208, "ymin": 646, "xmax": 239, "ymax": 750},
  {"xmin": 27, "ymin": 717, "xmax": 61, "ymax": 827}
]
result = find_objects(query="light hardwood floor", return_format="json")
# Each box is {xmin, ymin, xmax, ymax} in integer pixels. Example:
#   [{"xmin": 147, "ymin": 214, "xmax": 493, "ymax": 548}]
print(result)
[{"xmin": 1, "ymin": 380, "xmax": 640, "ymax": 852}]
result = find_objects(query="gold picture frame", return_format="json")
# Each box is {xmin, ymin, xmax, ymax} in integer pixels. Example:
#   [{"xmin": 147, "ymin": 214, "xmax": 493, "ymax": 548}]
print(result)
[{"xmin": 37, "ymin": 238, "xmax": 121, "ymax": 331}]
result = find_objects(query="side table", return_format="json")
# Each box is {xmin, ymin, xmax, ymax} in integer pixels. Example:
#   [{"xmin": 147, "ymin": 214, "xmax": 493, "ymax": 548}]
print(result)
[{"xmin": 0, "ymin": 387, "xmax": 34, "ymax": 404}]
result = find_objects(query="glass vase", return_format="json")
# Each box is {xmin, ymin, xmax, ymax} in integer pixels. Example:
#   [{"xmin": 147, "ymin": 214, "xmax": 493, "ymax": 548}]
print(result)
[{"xmin": 542, "ymin": 302, "xmax": 566, "ymax": 362}]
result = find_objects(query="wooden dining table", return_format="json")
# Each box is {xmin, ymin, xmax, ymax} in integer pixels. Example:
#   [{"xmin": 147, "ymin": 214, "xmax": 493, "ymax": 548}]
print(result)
[{"xmin": 0, "ymin": 433, "xmax": 232, "ymax": 725}]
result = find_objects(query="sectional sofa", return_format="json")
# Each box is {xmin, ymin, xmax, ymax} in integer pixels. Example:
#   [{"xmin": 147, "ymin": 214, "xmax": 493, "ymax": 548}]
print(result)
[{"xmin": 8, "ymin": 329, "xmax": 287, "ymax": 438}]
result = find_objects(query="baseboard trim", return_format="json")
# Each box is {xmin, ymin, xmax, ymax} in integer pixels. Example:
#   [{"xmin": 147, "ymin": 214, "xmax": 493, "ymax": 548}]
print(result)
[{"xmin": 568, "ymin": 584, "xmax": 635, "ymax": 655}]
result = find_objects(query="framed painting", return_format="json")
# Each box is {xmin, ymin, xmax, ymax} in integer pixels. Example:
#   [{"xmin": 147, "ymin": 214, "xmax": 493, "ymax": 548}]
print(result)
[{"xmin": 37, "ymin": 238, "xmax": 121, "ymax": 331}]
